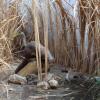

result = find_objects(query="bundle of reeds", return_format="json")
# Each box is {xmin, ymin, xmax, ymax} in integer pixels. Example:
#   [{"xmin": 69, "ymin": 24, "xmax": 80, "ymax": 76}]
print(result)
[
  {"xmin": 0, "ymin": 0, "xmax": 22, "ymax": 72},
  {"xmin": 0, "ymin": 0, "xmax": 99, "ymax": 76}
]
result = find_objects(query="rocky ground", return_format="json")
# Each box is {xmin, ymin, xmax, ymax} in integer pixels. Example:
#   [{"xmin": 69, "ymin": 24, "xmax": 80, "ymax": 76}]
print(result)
[{"xmin": 0, "ymin": 66, "xmax": 100, "ymax": 100}]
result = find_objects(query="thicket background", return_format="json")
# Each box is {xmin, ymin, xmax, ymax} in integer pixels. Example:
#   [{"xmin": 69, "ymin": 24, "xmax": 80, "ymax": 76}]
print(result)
[{"xmin": 0, "ymin": 0, "xmax": 100, "ymax": 75}]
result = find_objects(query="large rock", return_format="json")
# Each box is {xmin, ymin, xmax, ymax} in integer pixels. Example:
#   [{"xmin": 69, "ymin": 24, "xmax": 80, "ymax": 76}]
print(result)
[{"xmin": 17, "ymin": 60, "xmax": 37, "ymax": 77}]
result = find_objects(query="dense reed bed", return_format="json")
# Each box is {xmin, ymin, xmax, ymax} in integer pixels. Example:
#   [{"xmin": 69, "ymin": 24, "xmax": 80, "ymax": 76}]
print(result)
[{"xmin": 0, "ymin": 0, "xmax": 99, "ymax": 76}]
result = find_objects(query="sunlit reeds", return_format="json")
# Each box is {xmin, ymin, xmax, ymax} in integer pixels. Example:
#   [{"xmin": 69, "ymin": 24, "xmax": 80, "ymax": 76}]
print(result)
[{"xmin": 0, "ymin": 0, "xmax": 99, "ymax": 76}]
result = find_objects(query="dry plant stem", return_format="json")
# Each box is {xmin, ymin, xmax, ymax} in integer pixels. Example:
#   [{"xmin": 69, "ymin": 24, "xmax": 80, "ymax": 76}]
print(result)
[
  {"xmin": 43, "ymin": 0, "xmax": 49, "ymax": 80},
  {"xmin": 32, "ymin": 0, "xmax": 42, "ymax": 81}
]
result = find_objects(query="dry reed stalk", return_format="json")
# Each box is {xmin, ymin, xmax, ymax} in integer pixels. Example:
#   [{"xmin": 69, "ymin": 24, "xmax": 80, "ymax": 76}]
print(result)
[
  {"xmin": 42, "ymin": 0, "xmax": 49, "ymax": 80},
  {"xmin": 32, "ymin": 0, "xmax": 42, "ymax": 81}
]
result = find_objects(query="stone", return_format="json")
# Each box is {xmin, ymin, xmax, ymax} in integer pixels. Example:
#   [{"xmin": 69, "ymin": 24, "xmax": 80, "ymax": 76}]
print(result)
[
  {"xmin": 49, "ymin": 79, "xmax": 58, "ymax": 89},
  {"xmin": 37, "ymin": 81, "xmax": 50, "ymax": 90},
  {"xmin": 17, "ymin": 60, "xmax": 37, "ymax": 77},
  {"xmin": 8, "ymin": 74, "xmax": 27, "ymax": 85}
]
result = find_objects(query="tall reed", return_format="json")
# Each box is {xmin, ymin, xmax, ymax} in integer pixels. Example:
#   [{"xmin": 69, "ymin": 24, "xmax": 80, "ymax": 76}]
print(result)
[{"xmin": 32, "ymin": 0, "xmax": 42, "ymax": 80}]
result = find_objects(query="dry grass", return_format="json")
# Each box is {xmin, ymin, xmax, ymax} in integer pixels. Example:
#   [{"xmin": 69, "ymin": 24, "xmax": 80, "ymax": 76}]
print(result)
[{"xmin": 0, "ymin": 0, "xmax": 99, "ymax": 76}]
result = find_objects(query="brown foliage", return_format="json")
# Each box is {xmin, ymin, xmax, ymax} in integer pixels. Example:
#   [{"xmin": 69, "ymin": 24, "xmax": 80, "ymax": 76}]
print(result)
[{"xmin": 0, "ymin": 0, "xmax": 100, "ymax": 75}]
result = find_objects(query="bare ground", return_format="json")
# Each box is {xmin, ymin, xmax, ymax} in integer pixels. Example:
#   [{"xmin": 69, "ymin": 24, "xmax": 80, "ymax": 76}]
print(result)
[{"xmin": 0, "ymin": 66, "xmax": 100, "ymax": 100}]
